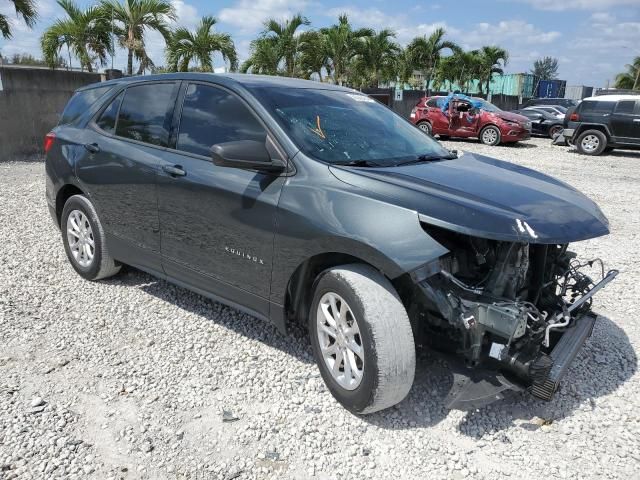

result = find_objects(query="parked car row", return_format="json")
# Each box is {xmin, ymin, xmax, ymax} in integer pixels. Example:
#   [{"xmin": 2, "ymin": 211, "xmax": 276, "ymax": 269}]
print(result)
[{"xmin": 410, "ymin": 94, "xmax": 640, "ymax": 156}]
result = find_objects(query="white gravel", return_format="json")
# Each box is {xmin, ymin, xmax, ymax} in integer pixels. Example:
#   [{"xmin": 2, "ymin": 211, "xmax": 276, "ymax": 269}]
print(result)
[{"xmin": 1, "ymin": 137, "xmax": 639, "ymax": 480}]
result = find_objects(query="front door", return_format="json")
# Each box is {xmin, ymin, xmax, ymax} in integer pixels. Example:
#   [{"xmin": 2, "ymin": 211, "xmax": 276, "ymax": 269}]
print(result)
[
  {"xmin": 157, "ymin": 82, "xmax": 286, "ymax": 317},
  {"xmin": 611, "ymin": 100, "xmax": 640, "ymax": 145},
  {"xmin": 76, "ymin": 81, "xmax": 179, "ymax": 271},
  {"xmin": 449, "ymin": 101, "xmax": 479, "ymax": 137}
]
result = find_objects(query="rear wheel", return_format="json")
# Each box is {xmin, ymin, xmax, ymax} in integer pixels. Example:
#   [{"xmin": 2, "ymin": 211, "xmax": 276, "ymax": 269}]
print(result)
[
  {"xmin": 417, "ymin": 121, "xmax": 432, "ymax": 136},
  {"xmin": 61, "ymin": 194, "xmax": 121, "ymax": 280},
  {"xmin": 309, "ymin": 264, "xmax": 415, "ymax": 414},
  {"xmin": 479, "ymin": 125, "xmax": 501, "ymax": 146},
  {"xmin": 575, "ymin": 129, "xmax": 607, "ymax": 155}
]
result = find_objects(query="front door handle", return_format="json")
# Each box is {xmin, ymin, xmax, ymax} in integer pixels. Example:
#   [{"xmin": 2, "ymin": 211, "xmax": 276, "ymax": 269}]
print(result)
[
  {"xmin": 84, "ymin": 143, "xmax": 100, "ymax": 153},
  {"xmin": 162, "ymin": 164, "xmax": 186, "ymax": 177}
]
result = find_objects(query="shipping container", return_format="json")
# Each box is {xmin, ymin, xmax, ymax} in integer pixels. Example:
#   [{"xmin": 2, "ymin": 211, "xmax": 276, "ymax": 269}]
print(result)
[
  {"xmin": 488, "ymin": 73, "xmax": 537, "ymax": 98},
  {"xmin": 564, "ymin": 85, "xmax": 593, "ymax": 100},
  {"xmin": 536, "ymin": 79, "xmax": 567, "ymax": 98}
]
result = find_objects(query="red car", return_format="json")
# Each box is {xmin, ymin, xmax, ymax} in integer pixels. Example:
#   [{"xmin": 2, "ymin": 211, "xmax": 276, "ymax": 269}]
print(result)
[{"xmin": 410, "ymin": 95, "xmax": 531, "ymax": 146}]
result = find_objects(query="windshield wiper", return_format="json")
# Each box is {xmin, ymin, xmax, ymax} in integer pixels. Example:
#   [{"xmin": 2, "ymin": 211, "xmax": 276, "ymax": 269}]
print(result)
[
  {"xmin": 395, "ymin": 152, "xmax": 458, "ymax": 167},
  {"xmin": 332, "ymin": 159, "xmax": 382, "ymax": 167}
]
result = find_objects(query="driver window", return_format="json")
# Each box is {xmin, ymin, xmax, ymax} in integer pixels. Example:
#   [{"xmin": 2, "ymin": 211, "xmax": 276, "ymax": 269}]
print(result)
[{"xmin": 177, "ymin": 83, "xmax": 267, "ymax": 157}]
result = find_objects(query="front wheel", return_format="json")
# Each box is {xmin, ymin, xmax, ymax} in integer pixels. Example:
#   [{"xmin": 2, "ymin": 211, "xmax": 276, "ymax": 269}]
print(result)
[
  {"xmin": 548, "ymin": 124, "xmax": 563, "ymax": 139},
  {"xmin": 479, "ymin": 125, "xmax": 501, "ymax": 146},
  {"xmin": 309, "ymin": 264, "xmax": 416, "ymax": 414}
]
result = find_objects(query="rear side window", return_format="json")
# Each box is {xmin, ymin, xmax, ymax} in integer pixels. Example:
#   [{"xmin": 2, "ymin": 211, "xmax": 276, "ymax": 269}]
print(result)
[
  {"xmin": 116, "ymin": 83, "xmax": 176, "ymax": 147},
  {"xmin": 59, "ymin": 86, "xmax": 111, "ymax": 125},
  {"xmin": 580, "ymin": 100, "xmax": 615, "ymax": 114},
  {"xmin": 96, "ymin": 92, "xmax": 124, "ymax": 134},
  {"xmin": 176, "ymin": 83, "xmax": 267, "ymax": 157},
  {"xmin": 614, "ymin": 100, "xmax": 636, "ymax": 114}
]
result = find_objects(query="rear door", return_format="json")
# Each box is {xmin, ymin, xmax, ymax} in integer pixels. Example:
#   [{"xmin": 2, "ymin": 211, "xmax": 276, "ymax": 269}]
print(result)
[
  {"xmin": 77, "ymin": 81, "xmax": 180, "ymax": 271},
  {"xmin": 610, "ymin": 100, "xmax": 640, "ymax": 145},
  {"xmin": 156, "ymin": 81, "xmax": 286, "ymax": 317}
]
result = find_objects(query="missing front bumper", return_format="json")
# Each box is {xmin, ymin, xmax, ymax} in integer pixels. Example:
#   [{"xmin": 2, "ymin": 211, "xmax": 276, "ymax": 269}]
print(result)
[{"xmin": 446, "ymin": 312, "xmax": 597, "ymax": 410}]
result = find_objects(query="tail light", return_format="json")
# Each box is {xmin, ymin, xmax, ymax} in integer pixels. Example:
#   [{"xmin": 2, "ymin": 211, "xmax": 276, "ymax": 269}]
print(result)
[
  {"xmin": 44, "ymin": 132, "xmax": 56, "ymax": 153},
  {"xmin": 569, "ymin": 112, "xmax": 579, "ymax": 122},
  {"xmin": 410, "ymin": 107, "xmax": 417, "ymax": 119}
]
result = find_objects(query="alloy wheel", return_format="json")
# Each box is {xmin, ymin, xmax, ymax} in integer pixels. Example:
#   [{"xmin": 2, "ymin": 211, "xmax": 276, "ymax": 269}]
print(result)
[
  {"xmin": 580, "ymin": 134, "xmax": 600, "ymax": 153},
  {"xmin": 316, "ymin": 292, "xmax": 364, "ymax": 390},
  {"xmin": 66, "ymin": 209, "xmax": 95, "ymax": 268},
  {"xmin": 482, "ymin": 128, "xmax": 498, "ymax": 144}
]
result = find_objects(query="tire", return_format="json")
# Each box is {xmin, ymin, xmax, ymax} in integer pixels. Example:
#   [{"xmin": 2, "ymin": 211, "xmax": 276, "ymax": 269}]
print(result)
[
  {"xmin": 575, "ymin": 129, "xmax": 607, "ymax": 156},
  {"xmin": 548, "ymin": 124, "xmax": 563, "ymax": 139},
  {"xmin": 417, "ymin": 121, "xmax": 432, "ymax": 136},
  {"xmin": 479, "ymin": 125, "xmax": 501, "ymax": 146},
  {"xmin": 603, "ymin": 146, "xmax": 614, "ymax": 153},
  {"xmin": 309, "ymin": 264, "xmax": 415, "ymax": 414},
  {"xmin": 61, "ymin": 194, "xmax": 121, "ymax": 281}
]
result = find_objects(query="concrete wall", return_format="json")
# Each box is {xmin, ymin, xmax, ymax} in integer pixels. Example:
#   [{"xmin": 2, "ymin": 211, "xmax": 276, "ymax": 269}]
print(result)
[{"xmin": 0, "ymin": 66, "xmax": 102, "ymax": 159}]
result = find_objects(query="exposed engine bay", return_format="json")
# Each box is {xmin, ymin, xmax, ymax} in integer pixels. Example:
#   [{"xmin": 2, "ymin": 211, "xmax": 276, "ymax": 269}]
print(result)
[{"xmin": 409, "ymin": 225, "xmax": 618, "ymax": 410}]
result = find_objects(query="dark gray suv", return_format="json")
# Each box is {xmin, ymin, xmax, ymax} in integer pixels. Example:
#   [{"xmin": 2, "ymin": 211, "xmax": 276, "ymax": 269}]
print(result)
[{"xmin": 46, "ymin": 73, "xmax": 617, "ymax": 413}]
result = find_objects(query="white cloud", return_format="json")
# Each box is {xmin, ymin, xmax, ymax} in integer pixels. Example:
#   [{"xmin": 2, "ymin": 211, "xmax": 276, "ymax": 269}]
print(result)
[
  {"xmin": 171, "ymin": 0, "xmax": 200, "ymax": 29},
  {"xmin": 519, "ymin": 0, "xmax": 639, "ymax": 11},
  {"xmin": 462, "ymin": 20, "xmax": 561, "ymax": 47},
  {"xmin": 219, "ymin": 0, "xmax": 310, "ymax": 33}
]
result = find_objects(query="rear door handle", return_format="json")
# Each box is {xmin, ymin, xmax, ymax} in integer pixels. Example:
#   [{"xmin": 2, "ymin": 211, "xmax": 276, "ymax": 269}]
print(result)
[
  {"xmin": 84, "ymin": 143, "xmax": 100, "ymax": 153},
  {"xmin": 162, "ymin": 164, "xmax": 186, "ymax": 177}
]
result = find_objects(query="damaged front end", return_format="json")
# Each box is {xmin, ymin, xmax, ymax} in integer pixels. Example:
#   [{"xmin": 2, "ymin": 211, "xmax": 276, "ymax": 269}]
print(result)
[{"xmin": 409, "ymin": 225, "xmax": 617, "ymax": 410}]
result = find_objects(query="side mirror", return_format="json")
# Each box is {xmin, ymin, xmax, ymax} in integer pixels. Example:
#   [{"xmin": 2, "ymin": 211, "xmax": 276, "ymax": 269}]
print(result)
[{"xmin": 210, "ymin": 139, "xmax": 285, "ymax": 172}]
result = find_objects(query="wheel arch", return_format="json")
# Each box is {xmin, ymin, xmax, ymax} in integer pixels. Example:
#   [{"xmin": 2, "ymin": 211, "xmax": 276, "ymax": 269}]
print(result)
[
  {"xmin": 55, "ymin": 184, "xmax": 85, "ymax": 227},
  {"xmin": 575, "ymin": 123, "xmax": 611, "ymax": 139}
]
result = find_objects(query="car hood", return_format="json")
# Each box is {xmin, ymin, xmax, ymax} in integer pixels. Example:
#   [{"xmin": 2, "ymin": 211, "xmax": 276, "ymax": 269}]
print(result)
[
  {"xmin": 494, "ymin": 111, "xmax": 529, "ymax": 123},
  {"xmin": 329, "ymin": 151, "xmax": 609, "ymax": 244}
]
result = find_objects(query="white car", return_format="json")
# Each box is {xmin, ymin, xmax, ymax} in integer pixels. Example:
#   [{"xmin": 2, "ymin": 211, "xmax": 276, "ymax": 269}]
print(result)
[{"xmin": 524, "ymin": 105, "xmax": 566, "ymax": 119}]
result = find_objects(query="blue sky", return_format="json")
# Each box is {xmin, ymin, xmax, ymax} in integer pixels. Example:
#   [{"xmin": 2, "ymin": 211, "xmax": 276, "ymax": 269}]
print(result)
[{"xmin": 0, "ymin": 0, "xmax": 638, "ymax": 86}]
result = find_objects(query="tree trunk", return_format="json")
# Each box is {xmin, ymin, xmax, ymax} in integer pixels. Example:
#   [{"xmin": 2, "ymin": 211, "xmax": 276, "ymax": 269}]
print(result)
[{"xmin": 127, "ymin": 48, "xmax": 133, "ymax": 76}]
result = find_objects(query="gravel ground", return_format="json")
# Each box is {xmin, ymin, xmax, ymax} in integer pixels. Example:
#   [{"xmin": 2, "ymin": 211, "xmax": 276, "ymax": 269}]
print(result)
[{"xmin": 1, "ymin": 137, "xmax": 639, "ymax": 480}]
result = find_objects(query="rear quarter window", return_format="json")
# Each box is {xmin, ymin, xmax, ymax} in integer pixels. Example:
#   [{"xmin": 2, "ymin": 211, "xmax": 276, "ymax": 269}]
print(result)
[
  {"xmin": 579, "ymin": 100, "xmax": 615, "ymax": 114},
  {"xmin": 614, "ymin": 100, "xmax": 636, "ymax": 114},
  {"xmin": 59, "ymin": 85, "xmax": 112, "ymax": 125}
]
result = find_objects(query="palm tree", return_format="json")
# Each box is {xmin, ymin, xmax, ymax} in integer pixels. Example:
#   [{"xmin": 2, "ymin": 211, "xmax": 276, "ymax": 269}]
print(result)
[
  {"xmin": 0, "ymin": 0, "xmax": 37, "ymax": 39},
  {"xmin": 99, "ymin": 0, "xmax": 176, "ymax": 76},
  {"xmin": 407, "ymin": 28, "xmax": 460, "ymax": 93},
  {"xmin": 614, "ymin": 57, "xmax": 640, "ymax": 90},
  {"xmin": 41, "ymin": 0, "xmax": 111, "ymax": 71},
  {"xmin": 434, "ymin": 50, "xmax": 481, "ymax": 94},
  {"xmin": 392, "ymin": 47, "xmax": 416, "ymax": 88},
  {"xmin": 352, "ymin": 29, "xmax": 400, "ymax": 88},
  {"xmin": 477, "ymin": 46, "xmax": 508, "ymax": 96},
  {"xmin": 260, "ymin": 13, "xmax": 309, "ymax": 77},
  {"xmin": 298, "ymin": 30, "xmax": 329, "ymax": 80},
  {"xmin": 167, "ymin": 16, "xmax": 237, "ymax": 72},
  {"xmin": 321, "ymin": 15, "xmax": 373, "ymax": 85},
  {"xmin": 531, "ymin": 56, "xmax": 559, "ymax": 80},
  {"xmin": 241, "ymin": 37, "xmax": 280, "ymax": 75}
]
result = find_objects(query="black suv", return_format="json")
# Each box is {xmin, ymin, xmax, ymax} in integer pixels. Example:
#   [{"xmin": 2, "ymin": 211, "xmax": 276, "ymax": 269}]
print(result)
[
  {"xmin": 562, "ymin": 95, "xmax": 640, "ymax": 155},
  {"xmin": 45, "ymin": 73, "xmax": 616, "ymax": 413}
]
